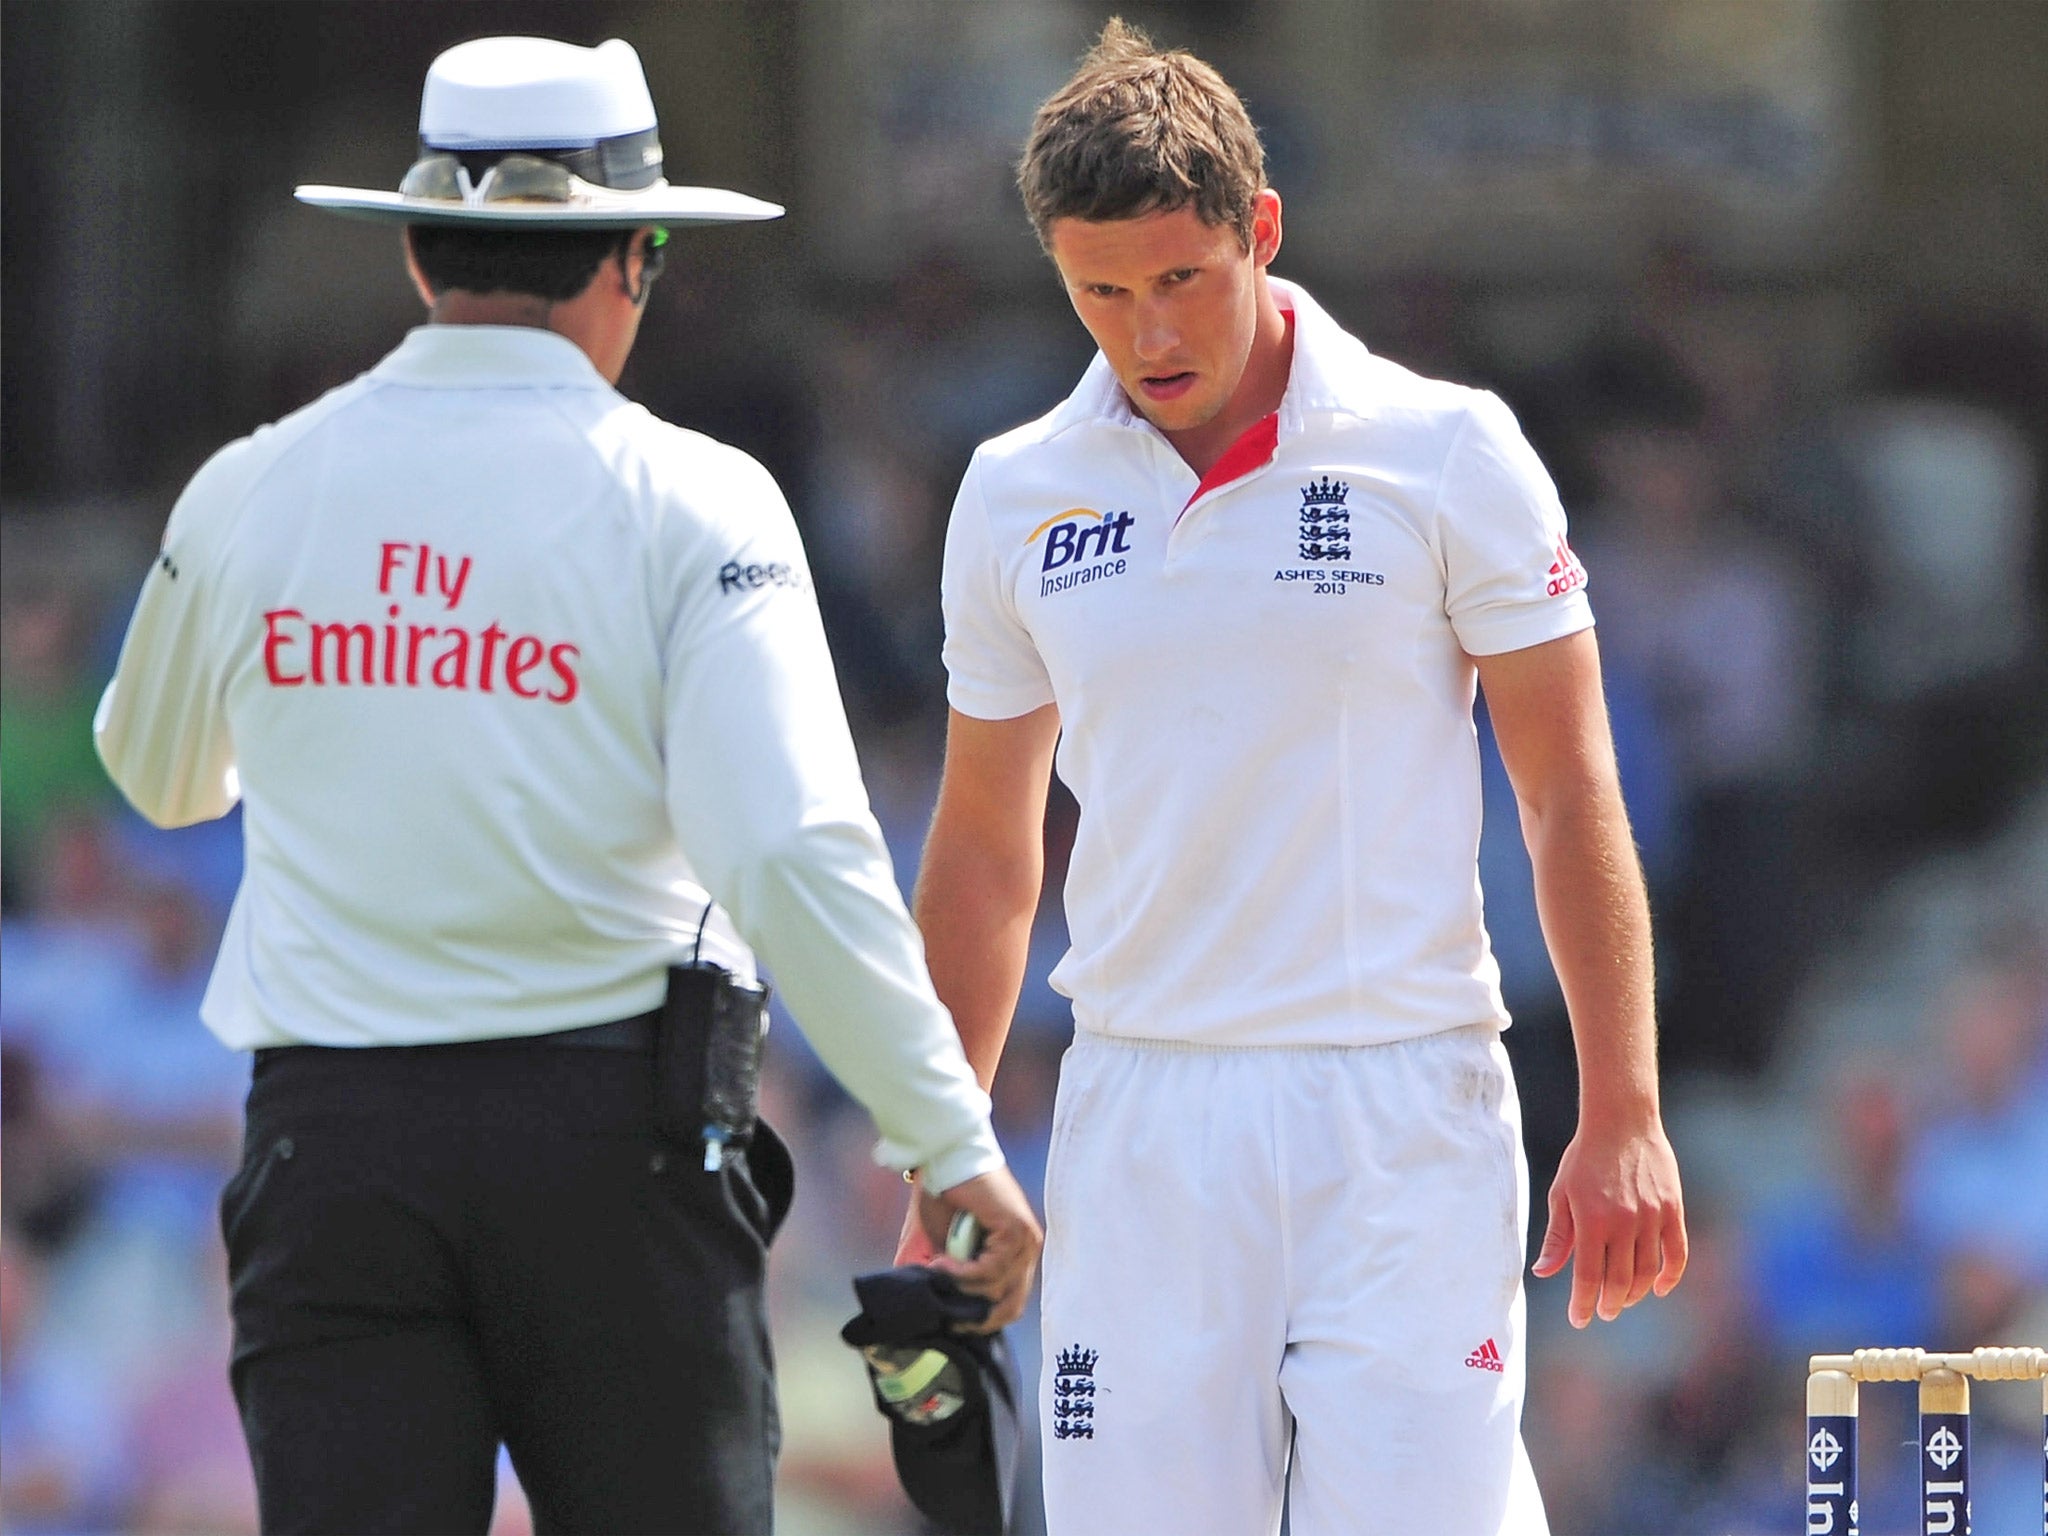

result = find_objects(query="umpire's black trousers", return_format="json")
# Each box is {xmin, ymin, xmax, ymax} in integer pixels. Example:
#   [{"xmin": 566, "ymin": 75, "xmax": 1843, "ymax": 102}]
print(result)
[{"xmin": 220, "ymin": 1031, "xmax": 790, "ymax": 1535}]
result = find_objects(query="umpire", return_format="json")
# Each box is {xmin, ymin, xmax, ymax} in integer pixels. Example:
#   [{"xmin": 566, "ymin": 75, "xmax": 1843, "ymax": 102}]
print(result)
[{"xmin": 94, "ymin": 35, "xmax": 1040, "ymax": 1536}]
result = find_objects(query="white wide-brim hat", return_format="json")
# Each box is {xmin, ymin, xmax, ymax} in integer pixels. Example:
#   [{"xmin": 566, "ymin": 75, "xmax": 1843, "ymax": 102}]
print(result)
[{"xmin": 296, "ymin": 36, "xmax": 782, "ymax": 229}]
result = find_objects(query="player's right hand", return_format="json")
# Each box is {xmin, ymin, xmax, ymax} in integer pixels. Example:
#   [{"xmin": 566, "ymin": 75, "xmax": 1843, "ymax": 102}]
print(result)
[
  {"xmin": 1531, "ymin": 1111, "xmax": 1687, "ymax": 1329},
  {"xmin": 905, "ymin": 1167, "xmax": 1043, "ymax": 1332}
]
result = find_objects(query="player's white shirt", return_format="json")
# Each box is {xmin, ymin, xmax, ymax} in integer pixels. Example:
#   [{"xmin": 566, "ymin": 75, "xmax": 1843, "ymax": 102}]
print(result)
[
  {"xmin": 942, "ymin": 278, "xmax": 1593, "ymax": 1048},
  {"xmin": 97, "ymin": 324, "xmax": 1001, "ymax": 1191}
]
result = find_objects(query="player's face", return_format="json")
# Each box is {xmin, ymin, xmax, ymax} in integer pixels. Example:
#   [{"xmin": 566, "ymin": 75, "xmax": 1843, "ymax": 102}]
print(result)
[{"xmin": 1047, "ymin": 193, "xmax": 1281, "ymax": 440}]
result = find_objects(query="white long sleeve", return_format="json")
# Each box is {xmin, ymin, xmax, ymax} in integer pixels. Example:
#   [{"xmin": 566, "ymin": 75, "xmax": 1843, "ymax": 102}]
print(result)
[{"xmin": 95, "ymin": 442, "xmax": 254, "ymax": 828}]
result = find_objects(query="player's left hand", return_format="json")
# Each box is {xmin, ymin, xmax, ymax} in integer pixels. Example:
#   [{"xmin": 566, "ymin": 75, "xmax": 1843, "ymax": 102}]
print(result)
[{"xmin": 1530, "ymin": 1111, "xmax": 1687, "ymax": 1328}]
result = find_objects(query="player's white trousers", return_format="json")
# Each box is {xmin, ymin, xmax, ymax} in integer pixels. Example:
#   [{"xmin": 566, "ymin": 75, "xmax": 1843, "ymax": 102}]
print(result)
[{"xmin": 1037, "ymin": 1025, "xmax": 1550, "ymax": 1536}]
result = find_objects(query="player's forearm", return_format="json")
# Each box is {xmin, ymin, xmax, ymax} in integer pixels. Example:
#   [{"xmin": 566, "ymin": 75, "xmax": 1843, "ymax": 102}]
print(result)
[
  {"xmin": 912, "ymin": 829, "xmax": 1042, "ymax": 1091},
  {"xmin": 1520, "ymin": 779, "xmax": 1660, "ymax": 1122}
]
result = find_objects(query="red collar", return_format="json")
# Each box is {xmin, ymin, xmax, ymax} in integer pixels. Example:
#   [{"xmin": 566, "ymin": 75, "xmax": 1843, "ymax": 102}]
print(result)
[
  {"xmin": 1175, "ymin": 307, "xmax": 1293, "ymax": 518},
  {"xmin": 1181, "ymin": 411, "xmax": 1280, "ymax": 516}
]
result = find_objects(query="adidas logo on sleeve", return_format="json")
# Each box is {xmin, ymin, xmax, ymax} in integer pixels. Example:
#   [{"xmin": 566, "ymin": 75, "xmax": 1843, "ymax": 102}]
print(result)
[{"xmin": 1464, "ymin": 1338, "xmax": 1504, "ymax": 1373}]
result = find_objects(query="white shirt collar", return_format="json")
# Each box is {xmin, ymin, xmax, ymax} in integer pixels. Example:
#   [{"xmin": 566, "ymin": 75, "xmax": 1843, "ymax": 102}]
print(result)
[
  {"xmin": 1268, "ymin": 276, "xmax": 1366, "ymax": 428},
  {"xmin": 369, "ymin": 325, "xmax": 612, "ymax": 390}
]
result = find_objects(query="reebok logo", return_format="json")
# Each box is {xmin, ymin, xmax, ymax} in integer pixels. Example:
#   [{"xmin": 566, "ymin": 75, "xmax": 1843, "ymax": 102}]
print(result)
[
  {"xmin": 1465, "ymin": 1339, "xmax": 1504, "ymax": 1373},
  {"xmin": 718, "ymin": 558, "xmax": 805, "ymax": 595}
]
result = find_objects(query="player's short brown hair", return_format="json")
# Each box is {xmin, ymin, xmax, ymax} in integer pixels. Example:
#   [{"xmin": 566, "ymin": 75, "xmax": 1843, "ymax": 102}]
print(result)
[{"xmin": 1017, "ymin": 17, "xmax": 1266, "ymax": 251}]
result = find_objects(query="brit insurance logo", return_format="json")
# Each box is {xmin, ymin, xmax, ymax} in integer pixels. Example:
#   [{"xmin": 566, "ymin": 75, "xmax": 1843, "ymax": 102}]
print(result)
[
  {"xmin": 1274, "ymin": 474, "xmax": 1383, "ymax": 596},
  {"xmin": 1030, "ymin": 508, "xmax": 1135, "ymax": 599}
]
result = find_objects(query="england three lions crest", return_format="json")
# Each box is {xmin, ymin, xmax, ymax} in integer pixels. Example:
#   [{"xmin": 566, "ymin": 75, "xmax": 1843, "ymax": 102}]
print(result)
[
  {"xmin": 1052, "ymin": 1345, "xmax": 1098, "ymax": 1441},
  {"xmin": 1299, "ymin": 476, "xmax": 1351, "ymax": 562}
]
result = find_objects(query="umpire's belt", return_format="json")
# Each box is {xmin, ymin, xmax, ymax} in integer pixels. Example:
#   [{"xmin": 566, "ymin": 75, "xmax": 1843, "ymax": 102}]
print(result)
[
  {"xmin": 535, "ymin": 1010, "xmax": 662, "ymax": 1049},
  {"xmin": 250, "ymin": 1010, "xmax": 661, "ymax": 1060}
]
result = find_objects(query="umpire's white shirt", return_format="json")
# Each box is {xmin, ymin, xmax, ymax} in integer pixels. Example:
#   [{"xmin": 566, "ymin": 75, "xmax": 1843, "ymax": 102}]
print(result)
[
  {"xmin": 942, "ymin": 278, "xmax": 1593, "ymax": 1047},
  {"xmin": 97, "ymin": 324, "xmax": 1001, "ymax": 1192}
]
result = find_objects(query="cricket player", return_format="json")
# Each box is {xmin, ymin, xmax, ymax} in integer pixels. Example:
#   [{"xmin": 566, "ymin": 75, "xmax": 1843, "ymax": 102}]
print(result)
[
  {"xmin": 94, "ymin": 36, "xmax": 1039, "ymax": 1534},
  {"xmin": 897, "ymin": 21, "xmax": 1687, "ymax": 1534}
]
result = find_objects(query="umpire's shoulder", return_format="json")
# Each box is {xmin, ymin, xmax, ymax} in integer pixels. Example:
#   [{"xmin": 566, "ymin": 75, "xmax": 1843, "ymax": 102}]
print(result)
[
  {"xmin": 589, "ymin": 405, "xmax": 795, "ymax": 535},
  {"xmin": 164, "ymin": 374, "xmax": 381, "ymax": 549}
]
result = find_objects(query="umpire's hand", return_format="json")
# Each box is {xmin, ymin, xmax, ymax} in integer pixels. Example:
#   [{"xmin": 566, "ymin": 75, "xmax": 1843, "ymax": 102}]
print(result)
[{"xmin": 898, "ymin": 1169, "xmax": 1043, "ymax": 1332}]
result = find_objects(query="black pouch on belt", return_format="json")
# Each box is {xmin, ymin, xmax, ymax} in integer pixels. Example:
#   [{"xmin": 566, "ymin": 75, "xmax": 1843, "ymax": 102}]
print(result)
[{"xmin": 654, "ymin": 960, "xmax": 771, "ymax": 1172}]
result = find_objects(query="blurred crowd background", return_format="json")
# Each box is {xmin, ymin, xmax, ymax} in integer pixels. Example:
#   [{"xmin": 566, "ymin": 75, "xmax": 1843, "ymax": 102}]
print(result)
[{"xmin": 4, "ymin": 2, "xmax": 2045, "ymax": 1533}]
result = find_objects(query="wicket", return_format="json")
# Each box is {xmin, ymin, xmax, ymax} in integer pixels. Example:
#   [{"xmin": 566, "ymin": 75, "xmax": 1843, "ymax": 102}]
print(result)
[{"xmin": 1805, "ymin": 1346, "xmax": 2048, "ymax": 1536}]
